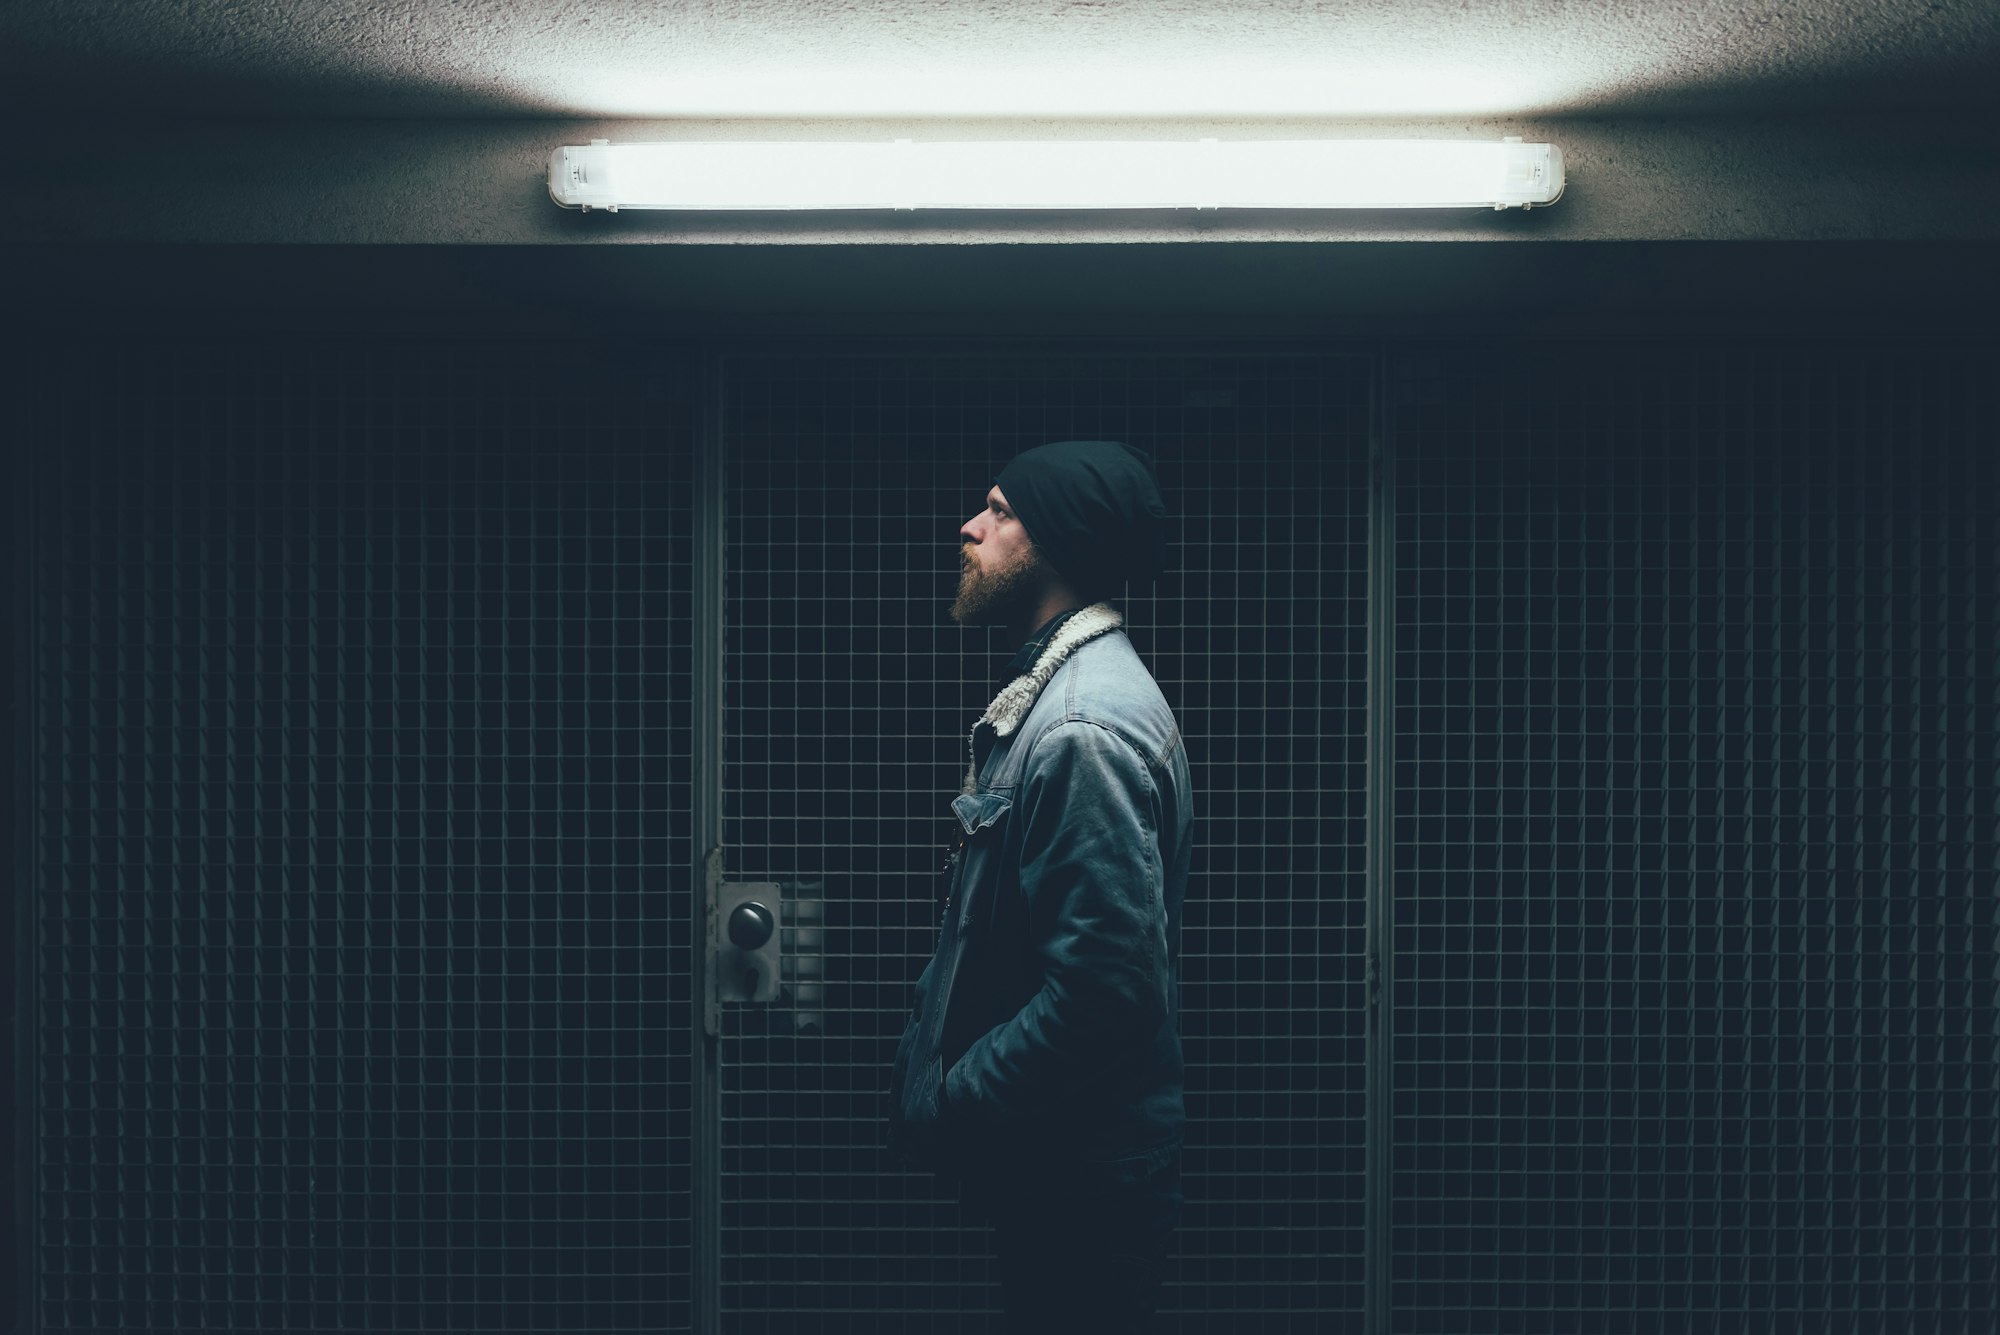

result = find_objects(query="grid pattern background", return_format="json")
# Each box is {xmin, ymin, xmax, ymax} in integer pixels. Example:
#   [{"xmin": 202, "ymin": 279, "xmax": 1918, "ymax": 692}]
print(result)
[
  {"xmin": 1390, "ymin": 345, "xmax": 1998, "ymax": 1333},
  {"xmin": 717, "ymin": 351, "xmax": 1373, "ymax": 1331},
  {"xmin": 14, "ymin": 335, "xmax": 1993, "ymax": 1333},
  {"xmin": 19, "ymin": 340, "xmax": 696, "ymax": 1332}
]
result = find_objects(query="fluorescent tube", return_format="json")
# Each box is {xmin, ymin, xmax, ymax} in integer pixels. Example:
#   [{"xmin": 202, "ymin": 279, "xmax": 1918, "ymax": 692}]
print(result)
[{"xmin": 547, "ymin": 137, "xmax": 1564, "ymax": 212}]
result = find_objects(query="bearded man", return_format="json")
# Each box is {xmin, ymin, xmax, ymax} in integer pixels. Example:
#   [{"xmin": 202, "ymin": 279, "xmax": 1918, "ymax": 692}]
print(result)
[{"xmin": 889, "ymin": 439, "xmax": 1193, "ymax": 1332}]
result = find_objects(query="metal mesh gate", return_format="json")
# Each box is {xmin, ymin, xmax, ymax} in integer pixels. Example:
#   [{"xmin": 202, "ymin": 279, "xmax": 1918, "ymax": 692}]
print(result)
[
  {"xmin": 1390, "ymin": 345, "xmax": 1997, "ymax": 1332},
  {"xmin": 716, "ymin": 350, "xmax": 1374, "ymax": 1331},
  {"xmin": 11, "ymin": 334, "xmax": 1994, "ymax": 1333},
  {"xmin": 15, "ymin": 339, "xmax": 697, "ymax": 1332}
]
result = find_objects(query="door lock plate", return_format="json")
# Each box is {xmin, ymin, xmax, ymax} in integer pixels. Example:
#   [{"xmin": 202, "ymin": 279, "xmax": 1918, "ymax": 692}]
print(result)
[{"xmin": 713, "ymin": 881, "xmax": 783, "ymax": 1013}]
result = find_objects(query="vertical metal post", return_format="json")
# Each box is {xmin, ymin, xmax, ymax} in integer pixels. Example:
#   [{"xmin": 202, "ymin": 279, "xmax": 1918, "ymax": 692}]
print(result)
[
  {"xmin": 8, "ymin": 385, "xmax": 41, "ymax": 1335},
  {"xmin": 1363, "ymin": 349, "xmax": 1397, "ymax": 1335},
  {"xmin": 690, "ymin": 352, "xmax": 727, "ymax": 1333}
]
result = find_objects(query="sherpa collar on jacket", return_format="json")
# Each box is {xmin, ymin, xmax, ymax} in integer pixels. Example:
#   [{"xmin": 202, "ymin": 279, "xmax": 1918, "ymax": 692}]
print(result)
[{"xmin": 962, "ymin": 601, "xmax": 1124, "ymax": 794}]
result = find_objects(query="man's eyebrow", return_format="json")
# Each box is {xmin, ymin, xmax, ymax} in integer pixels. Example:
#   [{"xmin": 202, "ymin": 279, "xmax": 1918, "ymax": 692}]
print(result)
[{"xmin": 988, "ymin": 493, "xmax": 1005, "ymax": 512}]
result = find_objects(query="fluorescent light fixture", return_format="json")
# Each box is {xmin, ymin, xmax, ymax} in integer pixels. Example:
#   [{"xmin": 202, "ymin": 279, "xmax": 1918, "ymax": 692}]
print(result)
[{"xmin": 547, "ymin": 137, "xmax": 1564, "ymax": 212}]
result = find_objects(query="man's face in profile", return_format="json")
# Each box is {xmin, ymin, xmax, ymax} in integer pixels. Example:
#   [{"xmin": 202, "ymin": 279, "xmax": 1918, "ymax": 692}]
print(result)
[{"xmin": 953, "ymin": 485, "xmax": 1046, "ymax": 627}]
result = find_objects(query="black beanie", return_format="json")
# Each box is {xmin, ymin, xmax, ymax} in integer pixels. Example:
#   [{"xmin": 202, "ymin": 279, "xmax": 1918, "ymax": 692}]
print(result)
[{"xmin": 994, "ymin": 439, "xmax": 1169, "ymax": 603}]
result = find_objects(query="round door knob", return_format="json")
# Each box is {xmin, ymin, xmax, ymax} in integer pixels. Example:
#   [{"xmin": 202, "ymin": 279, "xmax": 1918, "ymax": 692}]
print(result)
[{"xmin": 729, "ymin": 902, "xmax": 775, "ymax": 951}]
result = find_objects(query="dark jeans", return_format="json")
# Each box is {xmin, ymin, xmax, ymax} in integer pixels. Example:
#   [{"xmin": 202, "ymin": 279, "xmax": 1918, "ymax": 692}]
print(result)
[{"xmin": 971, "ymin": 1144, "xmax": 1182, "ymax": 1334}]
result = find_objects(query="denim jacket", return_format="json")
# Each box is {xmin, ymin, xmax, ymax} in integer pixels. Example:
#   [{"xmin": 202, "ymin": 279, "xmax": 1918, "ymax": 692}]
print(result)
[{"xmin": 888, "ymin": 603, "xmax": 1192, "ymax": 1196}]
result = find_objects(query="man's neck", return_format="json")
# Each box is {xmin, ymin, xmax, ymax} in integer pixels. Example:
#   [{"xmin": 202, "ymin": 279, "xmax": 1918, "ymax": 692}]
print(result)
[{"xmin": 1012, "ymin": 595, "xmax": 1084, "ymax": 645}]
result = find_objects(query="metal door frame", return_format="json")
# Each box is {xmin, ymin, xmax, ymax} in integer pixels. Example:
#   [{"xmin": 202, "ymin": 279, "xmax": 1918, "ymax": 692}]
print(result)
[
  {"xmin": 686, "ymin": 339, "xmax": 1397, "ymax": 1335},
  {"xmin": 9, "ymin": 365, "xmax": 41, "ymax": 1335}
]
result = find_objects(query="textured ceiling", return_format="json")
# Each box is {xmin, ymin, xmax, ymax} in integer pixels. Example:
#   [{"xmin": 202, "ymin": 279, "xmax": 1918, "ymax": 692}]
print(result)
[{"xmin": 4, "ymin": 0, "xmax": 1997, "ymax": 120}]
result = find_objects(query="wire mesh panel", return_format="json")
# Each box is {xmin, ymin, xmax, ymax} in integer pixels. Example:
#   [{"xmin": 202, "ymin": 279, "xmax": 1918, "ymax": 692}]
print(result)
[
  {"xmin": 718, "ymin": 349, "xmax": 1371, "ymax": 1332},
  {"xmin": 1390, "ymin": 344, "xmax": 1998, "ymax": 1333},
  {"xmin": 21, "ymin": 339, "xmax": 696, "ymax": 1332}
]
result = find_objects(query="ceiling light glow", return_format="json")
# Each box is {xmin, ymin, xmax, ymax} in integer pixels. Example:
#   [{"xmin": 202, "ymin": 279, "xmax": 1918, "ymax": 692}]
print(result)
[{"xmin": 548, "ymin": 137, "xmax": 1564, "ymax": 211}]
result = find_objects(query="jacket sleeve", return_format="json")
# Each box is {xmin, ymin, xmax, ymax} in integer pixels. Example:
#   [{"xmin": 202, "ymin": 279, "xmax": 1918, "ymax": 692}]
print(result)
[{"xmin": 943, "ymin": 718, "xmax": 1169, "ymax": 1127}]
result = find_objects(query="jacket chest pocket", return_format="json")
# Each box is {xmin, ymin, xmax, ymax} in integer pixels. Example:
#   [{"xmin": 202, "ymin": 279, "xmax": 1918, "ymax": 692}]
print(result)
[{"xmin": 941, "ymin": 789, "xmax": 1013, "ymax": 933}]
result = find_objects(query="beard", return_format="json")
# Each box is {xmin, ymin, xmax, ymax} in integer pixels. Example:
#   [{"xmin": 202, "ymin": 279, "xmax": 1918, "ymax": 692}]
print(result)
[{"xmin": 950, "ymin": 543, "xmax": 1047, "ymax": 627}]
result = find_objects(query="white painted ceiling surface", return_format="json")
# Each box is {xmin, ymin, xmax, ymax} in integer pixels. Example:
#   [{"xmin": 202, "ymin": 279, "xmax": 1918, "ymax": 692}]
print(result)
[{"xmin": 4, "ymin": 0, "xmax": 1997, "ymax": 120}]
